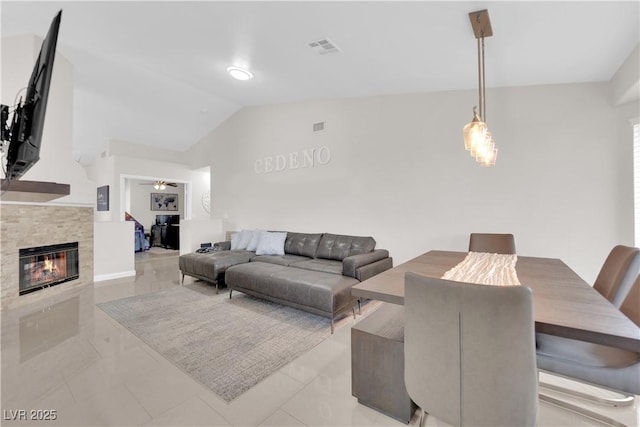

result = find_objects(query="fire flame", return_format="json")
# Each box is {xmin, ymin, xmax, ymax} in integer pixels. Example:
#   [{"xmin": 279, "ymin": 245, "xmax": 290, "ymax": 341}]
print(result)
[{"xmin": 44, "ymin": 256, "xmax": 54, "ymax": 272}]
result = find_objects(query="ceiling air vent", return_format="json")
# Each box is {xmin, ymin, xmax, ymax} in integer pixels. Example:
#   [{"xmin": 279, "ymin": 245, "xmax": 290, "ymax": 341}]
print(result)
[
  {"xmin": 309, "ymin": 39, "xmax": 341, "ymax": 55},
  {"xmin": 313, "ymin": 122, "xmax": 325, "ymax": 132}
]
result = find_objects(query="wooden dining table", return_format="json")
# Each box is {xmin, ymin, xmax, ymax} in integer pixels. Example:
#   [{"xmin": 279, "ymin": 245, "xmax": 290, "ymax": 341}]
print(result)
[{"xmin": 352, "ymin": 250, "xmax": 640, "ymax": 352}]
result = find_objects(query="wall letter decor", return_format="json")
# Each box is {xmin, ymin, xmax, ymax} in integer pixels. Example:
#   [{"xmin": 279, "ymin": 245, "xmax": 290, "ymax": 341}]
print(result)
[{"xmin": 254, "ymin": 145, "xmax": 332, "ymax": 174}]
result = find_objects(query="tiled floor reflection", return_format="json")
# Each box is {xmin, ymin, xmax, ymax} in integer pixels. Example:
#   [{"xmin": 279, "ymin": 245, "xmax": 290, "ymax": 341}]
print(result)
[{"xmin": 1, "ymin": 250, "xmax": 638, "ymax": 426}]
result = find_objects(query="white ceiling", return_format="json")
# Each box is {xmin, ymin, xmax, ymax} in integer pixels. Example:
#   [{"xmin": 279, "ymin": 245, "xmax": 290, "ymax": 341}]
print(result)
[{"xmin": 2, "ymin": 1, "xmax": 638, "ymax": 165}]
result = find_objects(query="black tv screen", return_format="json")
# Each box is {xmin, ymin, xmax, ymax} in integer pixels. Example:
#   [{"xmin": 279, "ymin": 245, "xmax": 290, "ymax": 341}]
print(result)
[{"xmin": 5, "ymin": 10, "xmax": 62, "ymax": 180}]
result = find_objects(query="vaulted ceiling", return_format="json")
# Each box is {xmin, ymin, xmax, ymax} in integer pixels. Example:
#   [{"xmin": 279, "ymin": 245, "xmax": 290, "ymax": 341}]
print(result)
[{"xmin": 2, "ymin": 1, "xmax": 638, "ymax": 164}]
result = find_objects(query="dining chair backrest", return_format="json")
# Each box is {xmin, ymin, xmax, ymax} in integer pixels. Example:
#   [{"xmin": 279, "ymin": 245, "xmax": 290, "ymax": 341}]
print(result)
[
  {"xmin": 593, "ymin": 245, "xmax": 640, "ymax": 308},
  {"xmin": 536, "ymin": 273, "xmax": 640, "ymax": 401},
  {"xmin": 620, "ymin": 275, "xmax": 640, "ymax": 327},
  {"xmin": 468, "ymin": 233, "xmax": 516, "ymax": 254},
  {"xmin": 404, "ymin": 273, "xmax": 537, "ymax": 427}
]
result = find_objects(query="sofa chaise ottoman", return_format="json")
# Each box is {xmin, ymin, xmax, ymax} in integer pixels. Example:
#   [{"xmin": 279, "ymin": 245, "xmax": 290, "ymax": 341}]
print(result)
[{"xmin": 226, "ymin": 262, "xmax": 360, "ymax": 332}]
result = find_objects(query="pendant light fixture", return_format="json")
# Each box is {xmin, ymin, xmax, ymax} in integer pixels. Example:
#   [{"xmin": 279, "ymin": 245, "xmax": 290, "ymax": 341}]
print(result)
[{"xmin": 463, "ymin": 9, "xmax": 497, "ymax": 166}]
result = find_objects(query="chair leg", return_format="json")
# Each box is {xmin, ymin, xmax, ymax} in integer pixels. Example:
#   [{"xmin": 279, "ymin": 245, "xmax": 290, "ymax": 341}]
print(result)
[
  {"xmin": 181, "ymin": 273, "xmax": 184, "ymax": 285},
  {"xmin": 331, "ymin": 319, "xmax": 334, "ymax": 334},
  {"xmin": 229, "ymin": 289, "xmax": 233, "ymax": 299},
  {"xmin": 538, "ymin": 380, "xmax": 635, "ymax": 407},
  {"xmin": 358, "ymin": 299, "xmax": 362, "ymax": 315},
  {"xmin": 352, "ymin": 306, "xmax": 356, "ymax": 319},
  {"xmin": 539, "ymin": 393, "xmax": 628, "ymax": 427},
  {"xmin": 418, "ymin": 408, "xmax": 426, "ymax": 427}
]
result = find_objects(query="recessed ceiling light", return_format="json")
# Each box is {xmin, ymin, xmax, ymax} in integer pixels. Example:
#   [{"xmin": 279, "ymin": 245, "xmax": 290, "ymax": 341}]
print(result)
[{"xmin": 227, "ymin": 66, "xmax": 253, "ymax": 81}]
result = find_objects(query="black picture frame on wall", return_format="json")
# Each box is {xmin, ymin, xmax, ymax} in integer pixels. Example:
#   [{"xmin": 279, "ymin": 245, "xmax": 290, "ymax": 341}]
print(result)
[
  {"xmin": 151, "ymin": 193, "xmax": 178, "ymax": 211},
  {"xmin": 97, "ymin": 185, "xmax": 109, "ymax": 211}
]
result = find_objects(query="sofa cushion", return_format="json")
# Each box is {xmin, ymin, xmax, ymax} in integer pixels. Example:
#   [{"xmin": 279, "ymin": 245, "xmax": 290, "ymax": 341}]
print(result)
[
  {"xmin": 291, "ymin": 259, "xmax": 343, "ymax": 275},
  {"xmin": 316, "ymin": 234, "xmax": 376, "ymax": 261},
  {"xmin": 284, "ymin": 232, "xmax": 323, "ymax": 258},
  {"xmin": 179, "ymin": 250, "xmax": 255, "ymax": 281},
  {"xmin": 251, "ymin": 254, "xmax": 311, "ymax": 266},
  {"xmin": 226, "ymin": 262, "xmax": 359, "ymax": 315},
  {"xmin": 255, "ymin": 231, "xmax": 287, "ymax": 255}
]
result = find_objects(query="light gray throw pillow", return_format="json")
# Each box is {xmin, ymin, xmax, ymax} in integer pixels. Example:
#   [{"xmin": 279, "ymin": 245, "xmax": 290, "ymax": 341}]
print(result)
[
  {"xmin": 255, "ymin": 231, "xmax": 287, "ymax": 256},
  {"xmin": 246, "ymin": 229, "xmax": 263, "ymax": 252},
  {"xmin": 232, "ymin": 229, "xmax": 253, "ymax": 250},
  {"xmin": 230, "ymin": 232, "xmax": 241, "ymax": 250}
]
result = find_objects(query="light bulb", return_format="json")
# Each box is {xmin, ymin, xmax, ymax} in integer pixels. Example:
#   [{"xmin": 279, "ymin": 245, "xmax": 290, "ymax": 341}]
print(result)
[
  {"xmin": 476, "ymin": 132, "xmax": 497, "ymax": 166},
  {"xmin": 463, "ymin": 108, "xmax": 487, "ymax": 156},
  {"xmin": 478, "ymin": 147, "xmax": 498, "ymax": 166}
]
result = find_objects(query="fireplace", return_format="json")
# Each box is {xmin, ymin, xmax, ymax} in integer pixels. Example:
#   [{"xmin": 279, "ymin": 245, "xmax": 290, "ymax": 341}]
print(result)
[{"xmin": 19, "ymin": 242, "xmax": 79, "ymax": 295}]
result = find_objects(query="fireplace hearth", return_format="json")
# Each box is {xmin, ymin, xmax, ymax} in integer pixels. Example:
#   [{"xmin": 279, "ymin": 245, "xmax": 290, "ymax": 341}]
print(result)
[{"xmin": 19, "ymin": 242, "xmax": 79, "ymax": 295}]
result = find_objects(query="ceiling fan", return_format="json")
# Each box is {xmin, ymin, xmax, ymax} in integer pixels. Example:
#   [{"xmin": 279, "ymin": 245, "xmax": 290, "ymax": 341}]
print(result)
[{"xmin": 139, "ymin": 180, "xmax": 178, "ymax": 190}]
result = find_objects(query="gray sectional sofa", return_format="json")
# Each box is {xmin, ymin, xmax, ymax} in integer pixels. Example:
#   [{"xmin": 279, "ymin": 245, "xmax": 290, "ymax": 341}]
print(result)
[{"xmin": 179, "ymin": 231, "xmax": 393, "ymax": 332}]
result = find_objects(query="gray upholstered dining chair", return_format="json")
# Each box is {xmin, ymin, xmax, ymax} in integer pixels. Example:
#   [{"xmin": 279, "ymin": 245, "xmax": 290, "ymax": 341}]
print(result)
[
  {"xmin": 620, "ymin": 274, "xmax": 639, "ymax": 327},
  {"xmin": 468, "ymin": 233, "xmax": 516, "ymax": 254},
  {"xmin": 404, "ymin": 273, "xmax": 537, "ymax": 427},
  {"xmin": 593, "ymin": 245, "xmax": 640, "ymax": 308},
  {"xmin": 537, "ymin": 275, "xmax": 640, "ymax": 424}
]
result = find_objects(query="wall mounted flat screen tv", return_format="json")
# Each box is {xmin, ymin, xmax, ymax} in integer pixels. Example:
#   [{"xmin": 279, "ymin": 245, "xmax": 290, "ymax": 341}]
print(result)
[{"xmin": 1, "ymin": 10, "xmax": 62, "ymax": 180}]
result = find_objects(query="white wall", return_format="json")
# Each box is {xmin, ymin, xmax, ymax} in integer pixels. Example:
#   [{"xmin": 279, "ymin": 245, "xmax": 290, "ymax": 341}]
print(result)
[
  {"xmin": 187, "ymin": 81, "xmax": 638, "ymax": 284},
  {"xmin": 180, "ymin": 218, "xmax": 224, "ymax": 255},
  {"xmin": 84, "ymin": 155, "xmax": 115, "ymax": 222},
  {"xmin": 611, "ymin": 44, "xmax": 639, "ymax": 106},
  {"xmin": 107, "ymin": 139, "xmax": 190, "ymax": 165},
  {"xmin": 93, "ymin": 221, "xmax": 135, "ymax": 281},
  {"xmin": 190, "ymin": 166, "xmax": 211, "ymax": 221},
  {"xmin": 0, "ymin": 35, "xmax": 94, "ymax": 206}
]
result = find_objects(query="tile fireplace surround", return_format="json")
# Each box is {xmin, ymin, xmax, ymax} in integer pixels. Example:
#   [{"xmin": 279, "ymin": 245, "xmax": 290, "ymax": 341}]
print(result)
[{"xmin": 1, "ymin": 204, "xmax": 93, "ymax": 309}]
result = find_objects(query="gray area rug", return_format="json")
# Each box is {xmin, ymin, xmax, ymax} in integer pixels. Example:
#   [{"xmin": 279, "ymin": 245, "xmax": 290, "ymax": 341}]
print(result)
[{"xmin": 98, "ymin": 285, "xmax": 336, "ymax": 402}]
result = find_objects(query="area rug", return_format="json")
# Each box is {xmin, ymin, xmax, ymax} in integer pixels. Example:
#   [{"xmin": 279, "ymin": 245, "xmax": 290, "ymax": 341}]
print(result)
[{"xmin": 97, "ymin": 285, "xmax": 358, "ymax": 402}]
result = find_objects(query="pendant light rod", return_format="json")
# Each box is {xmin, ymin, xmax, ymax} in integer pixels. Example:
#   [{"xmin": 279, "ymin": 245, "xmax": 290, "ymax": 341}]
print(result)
[
  {"xmin": 481, "ymin": 36, "xmax": 486, "ymax": 122},
  {"xmin": 477, "ymin": 37, "xmax": 482, "ymax": 119},
  {"xmin": 470, "ymin": 9, "xmax": 492, "ymax": 120}
]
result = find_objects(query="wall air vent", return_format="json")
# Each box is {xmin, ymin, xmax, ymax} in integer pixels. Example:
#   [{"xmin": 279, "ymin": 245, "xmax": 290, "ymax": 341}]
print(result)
[{"xmin": 309, "ymin": 39, "xmax": 341, "ymax": 55}]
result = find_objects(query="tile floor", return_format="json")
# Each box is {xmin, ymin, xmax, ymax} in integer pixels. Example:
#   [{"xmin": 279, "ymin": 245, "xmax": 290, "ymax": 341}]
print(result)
[{"xmin": 1, "ymin": 251, "xmax": 638, "ymax": 426}]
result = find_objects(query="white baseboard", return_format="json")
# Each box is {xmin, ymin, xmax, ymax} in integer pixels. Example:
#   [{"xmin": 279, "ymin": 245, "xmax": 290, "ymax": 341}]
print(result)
[{"xmin": 94, "ymin": 270, "xmax": 136, "ymax": 283}]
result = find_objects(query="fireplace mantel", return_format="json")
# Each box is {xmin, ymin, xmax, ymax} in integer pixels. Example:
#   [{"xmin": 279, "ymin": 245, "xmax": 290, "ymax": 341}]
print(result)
[{"xmin": 0, "ymin": 179, "xmax": 70, "ymax": 203}]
